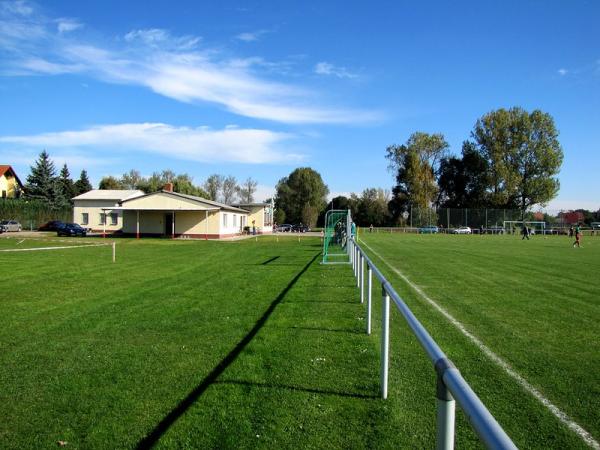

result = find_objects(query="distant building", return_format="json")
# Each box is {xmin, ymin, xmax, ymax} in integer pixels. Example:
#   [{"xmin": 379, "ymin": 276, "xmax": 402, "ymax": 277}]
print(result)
[
  {"xmin": 0, "ymin": 165, "xmax": 24, "ymax": 199},
  {"xmin": 232, "ymin": 201, "xmax": 274, "ymax": 234},
  {"xmin": 72, "ymin": 189, "xmax": 145, "ymax": 232},
  {"xmin": 72, "ymin": 184, "xmax": 252, "ymax": 238}
]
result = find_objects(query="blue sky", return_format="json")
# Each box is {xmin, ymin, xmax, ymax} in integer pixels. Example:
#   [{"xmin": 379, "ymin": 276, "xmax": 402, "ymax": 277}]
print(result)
[{"xmin": 0, "ymin": 0, "xmax": 598, "ymax": 210}]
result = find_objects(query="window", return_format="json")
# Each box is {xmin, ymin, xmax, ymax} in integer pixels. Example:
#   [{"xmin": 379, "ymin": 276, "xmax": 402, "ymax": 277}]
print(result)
[
  {"xmin": 233, "ymin": 214, "xmax": 237, "ymax": 227},
  {"xmin": 81, "ymin": 213, "xmax": 89, "ymax": 225},
  {"xmin": 223, "ymin": 213, "xmax": 228, "ymax": 227},
  {"xmin": 99, "ymin": 213, "xmax": 106, "ymax": 225},
  {"xmin": 110, "ymin": 213, "xmax": 118, "ymax": 225},
  {"xmin": 1, "ymin": 190, "xmax": 6, "ymax": 198}
]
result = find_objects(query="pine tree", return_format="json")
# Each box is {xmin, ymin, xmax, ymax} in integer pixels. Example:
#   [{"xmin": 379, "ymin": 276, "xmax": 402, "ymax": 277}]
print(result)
[
  {"xmin": 74, "ymin": 170, "xmax": 93, "ymax": 196},
  {"xmin": 26, "ymin": 150, "xmax": 56, "ymax": 201},
  {"xmin": 56, "ymin": 163, "xmax": 76, "ymax": 205}
]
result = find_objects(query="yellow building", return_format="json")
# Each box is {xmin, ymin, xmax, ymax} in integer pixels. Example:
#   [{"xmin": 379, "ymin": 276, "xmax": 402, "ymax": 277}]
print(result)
[
  {"xmin": 118, "ymin": 188, "xmax": 250, "ymax": 238},
  {"xmin": 233, "ymin": 201, "xmax": 274, "ymax": 234},
  {"xmin": 0, "ymin": 165, "xmax": 24, "ymax": 199},
  {"xmin": 72, "ymin": 189, "xmax": 145, "ymax": 232}
]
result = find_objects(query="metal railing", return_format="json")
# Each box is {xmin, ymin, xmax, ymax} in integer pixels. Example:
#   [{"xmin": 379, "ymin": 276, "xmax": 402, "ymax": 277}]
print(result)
[{"xmin": 348, "ymin": 237, "xmax": 517, "ymax": 450}]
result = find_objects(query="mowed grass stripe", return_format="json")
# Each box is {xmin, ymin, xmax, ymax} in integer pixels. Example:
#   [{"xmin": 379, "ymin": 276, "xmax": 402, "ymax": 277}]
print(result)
[
  {"xmin": 360, "ymin": 233, "xmax": 599, "ymax": 448},
  {"xmin": 1, "ymin": 237, "xmax": 431, "ymax": 449}
]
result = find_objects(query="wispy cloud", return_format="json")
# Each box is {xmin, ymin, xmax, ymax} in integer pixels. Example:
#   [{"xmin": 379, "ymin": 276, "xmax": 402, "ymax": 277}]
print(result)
[
  {"xmin": 235, "ymin": 30, "xmax": 269, "ymax": 42},
  {"xmin": 56, "ymin": 18, "xmax": 83, "ymax": 34},
  {"xmin": 0, "ymin": 2, "xmax": 381, "ymax": 124},
  {"xmin": 0, "ymin": 123, "xmax": 302, "ymax": 164},
  {"xmin": 314, "ymin": 61, "xmax": 358, "ymax": 79},
  {"xmin": 557, "ymin": 68, "xmax": 568, "ymax": 76}
]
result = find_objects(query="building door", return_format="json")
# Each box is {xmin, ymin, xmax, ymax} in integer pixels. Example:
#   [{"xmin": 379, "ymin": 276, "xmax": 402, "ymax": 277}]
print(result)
[{"xmin": 165, "ymin": 213, "xmax": 173, "ymax": 236}]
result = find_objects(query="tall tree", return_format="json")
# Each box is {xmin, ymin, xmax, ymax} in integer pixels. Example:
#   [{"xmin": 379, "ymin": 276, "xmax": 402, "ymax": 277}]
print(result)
[
  {"xmin": 74, "ymin": 170, "xmax": 93, "ymax": 195},
  {"xmin": 237, "ymin": 177, "xmax": 258, "ymax": 203},
  {"xmin": 55, "ymin": 163, "xmax": 75, "ymax": 205},
  {"xmin": 275, "ymin": 167, "xmax": 328, "ymax": 226},
  {"xmin": 98, "ymin": 176, "xmax": 124, "ymax": 190},
  {"xmin": 25, "ymin": 150, "xmax": 56, "ymax": 201},
  {"xmin": 355, "ymin": 188, "xmax": 391, "ymax": 226},
  {"xmin": 472, "ymin": 107, "xmax": 563, "ymax": 217},
  {"xmin": 438, "ymin": 141, "xmax": 489, "ymax": 208},
  {"xmin": 222, "ymin": 175, "xmax": 238, "ymax": 204},
  {"xmin": 173, "ymin": 173, "xmax": 209, "ymax": 198},
  {"xmin": 386, "ymin": 132, "xmax": 448, "ymax": 220},
  {"xmin": 120, "ymin": 169, "xmax": 143, "ymax": 189},
  {"xmin": 203, "ymin": 174, "xmax": 224, "ymax": 201}
]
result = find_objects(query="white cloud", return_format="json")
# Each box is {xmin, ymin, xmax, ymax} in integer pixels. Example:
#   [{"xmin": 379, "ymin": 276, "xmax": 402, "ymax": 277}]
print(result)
[
  {"xmin": 557, "ymin": 68, "xmax": 568, "ymax": 76},
  {"xmin": 1, "ymin": 0, "xmax": 33, "ymax": 16},
  {"xmin": 254, "ymin": 184, "xmax": 275, "ymax": 202},
  {"xmin": 235, "ymin": 30, "xmax": 268, "ymax": 42},
  {"xmin": 56, "ymin": 18, "xmax": 83, "ymax": 34},
  {"xmin": 0, "ymin": 123, "xmax": 302, "ymax": 164},
  {"xmin": 0, "ymin": 5, "xmax": 381, "ymax": 124},
  {"xmin": 315, "ymin": 61, "xmax": 358, "ymax": 79}
]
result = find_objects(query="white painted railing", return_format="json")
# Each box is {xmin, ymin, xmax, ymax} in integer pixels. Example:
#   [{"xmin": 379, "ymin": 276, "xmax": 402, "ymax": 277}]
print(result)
[{"xmin": 348, "ymin": 238, "xmax": 517, "ymax": 450}]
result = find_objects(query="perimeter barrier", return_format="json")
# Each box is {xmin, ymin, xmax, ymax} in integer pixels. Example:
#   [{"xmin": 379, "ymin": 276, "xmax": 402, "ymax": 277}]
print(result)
[{"xmin": 347, "ymin": 237, "xmax": 517, "ymax": 450}]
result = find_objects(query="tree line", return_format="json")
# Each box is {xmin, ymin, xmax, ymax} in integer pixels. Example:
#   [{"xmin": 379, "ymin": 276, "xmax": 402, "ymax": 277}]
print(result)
[
  {"xmin": 275, "ymin": 107, "xmax": 568, "ymax": 228},
  {"xmin": 99, "ymin": 171, "xmax": 258, "ymax": 204}
]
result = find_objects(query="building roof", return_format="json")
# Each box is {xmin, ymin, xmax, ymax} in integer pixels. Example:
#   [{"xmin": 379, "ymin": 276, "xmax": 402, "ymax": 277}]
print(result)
[
  {"xmin": 72, "ymin": 189, "xmax": 145, "ymax": 201},
  {"xmin": 120, "ymin": 190, "xmax": 250, "ymax": 213},
  {"xmin": 0, "ymin": 165, "xmax": 24, "ymax": 187}
]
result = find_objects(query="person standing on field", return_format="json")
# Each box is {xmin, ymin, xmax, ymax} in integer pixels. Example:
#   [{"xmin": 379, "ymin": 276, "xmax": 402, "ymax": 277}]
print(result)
[
  {"xmin": 573, "ymin": 223, "xmax": 582, "ymax": 248},
  {"xmin": 521, "ymin": 226, "xmax": 529, "ymax": 240}
]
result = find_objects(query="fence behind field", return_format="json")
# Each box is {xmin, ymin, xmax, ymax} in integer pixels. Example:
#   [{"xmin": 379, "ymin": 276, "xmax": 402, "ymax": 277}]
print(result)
[
  {"xmin": 0, "ymin": 199, "xmax": 72, "ymax": 229},
  {"xmin": 347, "ymin": 237, "xmax": 516, "ymax": 450}
]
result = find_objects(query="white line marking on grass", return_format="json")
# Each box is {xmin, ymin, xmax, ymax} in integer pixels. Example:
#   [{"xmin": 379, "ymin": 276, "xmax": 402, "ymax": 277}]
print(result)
[
  {"xmin": 0, "ymin": 243, "xmax": 110, "ymax": 252},
  {"xmin": 360, "ymin": 239, "xmax": 600, "ymax": 449}
]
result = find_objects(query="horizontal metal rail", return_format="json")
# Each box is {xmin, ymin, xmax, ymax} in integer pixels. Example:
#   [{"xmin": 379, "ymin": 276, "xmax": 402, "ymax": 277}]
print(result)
[{"xmin": 348, "ymin": 238, "xmax": 517, "ymax": 450}]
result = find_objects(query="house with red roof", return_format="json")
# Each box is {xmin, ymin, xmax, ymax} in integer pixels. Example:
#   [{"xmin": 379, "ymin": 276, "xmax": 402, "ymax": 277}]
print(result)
[{"xmin": 0, "ymin": 165, "xmax": 24, "ymax": 199}]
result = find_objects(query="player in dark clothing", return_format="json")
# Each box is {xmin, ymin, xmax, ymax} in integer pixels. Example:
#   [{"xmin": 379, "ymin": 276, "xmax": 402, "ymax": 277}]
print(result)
[
  {"xmin": 521, "ymin": 226, "xmax": 530, "ymax": 240},
  {"xmin": 573, "ymin": 224, "xmax": 582, "ymax": 248}
]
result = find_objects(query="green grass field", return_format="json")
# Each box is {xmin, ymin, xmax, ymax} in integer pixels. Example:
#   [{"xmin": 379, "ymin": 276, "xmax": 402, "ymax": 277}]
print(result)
[
  {"xmin": 0, "ymin": 234, "xmax": 598, "ymax": 448},
  {"xmin": 359, "ymin": 231, "xmax": 600, "ymax": 448}
]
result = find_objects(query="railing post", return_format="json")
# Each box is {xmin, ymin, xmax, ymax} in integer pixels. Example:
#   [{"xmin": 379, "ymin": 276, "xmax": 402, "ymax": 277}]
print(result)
[
  {"xmin": 360, "ymin": 254, "xmax": 364, "ymax": 303},
  {"xmin": 435, "ymin": 358, "xmax": 456, "ymax": 450},
  {"xmin": 381, "ymin": 284, "xmax": 390, "ymax": 399},
  {"xmin": 356, "ymin": 248, "xmax": 360, "ymax": 287},
  {"xmin": 367, "ymin": 265, "xmax": 372, "ymax": 335}
]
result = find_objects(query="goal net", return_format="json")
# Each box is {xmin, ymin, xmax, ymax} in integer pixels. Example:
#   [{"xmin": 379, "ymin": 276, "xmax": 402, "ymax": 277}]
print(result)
[
  {"xmin": 503, "ymin": 221, "xmax": 546, "ymax": 235},
  {"xmin": 322, "ymin": 209, "xmax": 352, "ymax": 264}
]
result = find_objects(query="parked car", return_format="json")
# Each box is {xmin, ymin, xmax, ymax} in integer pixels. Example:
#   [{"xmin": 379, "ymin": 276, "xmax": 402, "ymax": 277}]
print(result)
[
  {"xmin": 418, "ymin": 226, "xmax": 439, "ymax": 234},
  {"xmin": 292, "ymin": 224, "xmax": 311, "ymax": 233},
  {"xmin": 38, "ymin": 220, "xmax": 64, "ymax": 231},
  {"xmin": 0, "ymin": 220, "xmax": 22, "ymax": 232},
  {"xmin": 57, "ymin": 223, "xmax": 87, "ymax": 237},
  {"xmin": 453, "ymin": 226, "xmax": 472, "ymax": 234},
  {"xmin": 276, "ymin": 224, "xmax": 293, "ymax": 232}
]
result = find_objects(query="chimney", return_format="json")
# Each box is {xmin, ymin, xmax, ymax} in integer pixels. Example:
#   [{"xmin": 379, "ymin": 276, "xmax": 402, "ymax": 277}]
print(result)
[{"xmin": 163, "ymin": 182, "xmax": 174, "ymax": 192}]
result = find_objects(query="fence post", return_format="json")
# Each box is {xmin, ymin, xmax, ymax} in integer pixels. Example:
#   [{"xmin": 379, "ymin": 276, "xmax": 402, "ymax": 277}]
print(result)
[
  {"xmin": 435, "ymin": 359, "xmax": 456, "ymax": 450},
  {"xmin": 367, "ymin": 265, "xmax": 372, "ymax": 335},
  {"xmin": 112, "ymin": 242, "xmax": 116, "ymax": 263},
  {"xmin": 356, "ymin": 248, "xmax": 360, "ymax": 287},
  {"xmin": 360, "ymin": 254, "xmax": 364, "ymax": 304},
  {"xmin": 381, "ymin": 284, "xmax": 390, "ymax": 399}
]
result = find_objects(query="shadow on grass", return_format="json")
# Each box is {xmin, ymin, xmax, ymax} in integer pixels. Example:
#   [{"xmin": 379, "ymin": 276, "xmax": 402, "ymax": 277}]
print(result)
[
  {"xmin": 217, "ymin": 379, "xmax": 378, "ymax": 400},
  {"xmin": 136, "ymin": 251, "xmax": 321, "ymax": 449}
]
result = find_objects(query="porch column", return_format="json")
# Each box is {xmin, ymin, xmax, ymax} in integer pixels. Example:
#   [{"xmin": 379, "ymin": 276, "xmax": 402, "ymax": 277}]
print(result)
[
  {"xmin": 205, "ymin": 210, "xmax": 208, "ymax": 240},
  {"xmin": 103, "ymin": 211, "xmax": 106, "ymax": 238},
  {"xmin": 136, "ymin": 210, "xmax": 140, "ymax": 239},
  {"xmin": 172, "ymin": 211, "xmax": 175, "ymax": 239}
]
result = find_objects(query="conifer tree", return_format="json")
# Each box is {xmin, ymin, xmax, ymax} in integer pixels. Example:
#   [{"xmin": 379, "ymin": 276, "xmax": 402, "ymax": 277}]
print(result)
[
  {"xmin": 25, "ymin": 150, "xmax": 56, "ymax": 201},
  {"xmin": 74, "ymin": 170, "xmax": 93, "ymax": 195}
]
